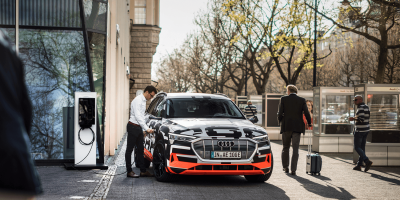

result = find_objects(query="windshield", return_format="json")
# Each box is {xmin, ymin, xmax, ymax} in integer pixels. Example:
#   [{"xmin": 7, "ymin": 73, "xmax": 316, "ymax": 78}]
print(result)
[{"xmin": 165, "ymin": 98, "xmax": 245, "ymax": 119}]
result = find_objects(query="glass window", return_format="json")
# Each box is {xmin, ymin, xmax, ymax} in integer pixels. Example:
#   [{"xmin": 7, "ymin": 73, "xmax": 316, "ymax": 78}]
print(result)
[
  {"xmin": 166, "ymin": 98, "xmax": 245, "ymax": 119},
  {"xmin": 88, "ymin": 32, "xmax": 106, "ymax": 147},
  {"xmin": 155, "ymin": 101, "xmax": 166, "ymax": 117},
  {"xmin": 19, "ymin": 29, "xmax": 90, "ymax": 159},
  {"xmin": 19, "ymin": 0, "xmax": 81, "ymax": 28},
  {"xmin": 135, "ymin": 0, "xmax": 146, "ymax": 6},
  {"xmin": 0, "ymin": 0, "xmax": 16, "ymax": 26},
  {"xmin": 83, "ymin": 0, "xmax": 107, "ymax": 32},
  {"xmin": 147, "ymin": 96, "xmax": 161, "ymax": 114},
  {"xmin": 134, "ymin": 8, "xmax": 146, "ymax": 24},
  {"xmin": 367, "ymin": 94, "xmax": 400, "ymax": 130},
  {"xmin": 0, "ymin": 28, "xmax": 15, "ymax": 47}
]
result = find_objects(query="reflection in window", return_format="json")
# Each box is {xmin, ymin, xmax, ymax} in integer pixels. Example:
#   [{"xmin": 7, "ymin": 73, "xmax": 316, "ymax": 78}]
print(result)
[
  {"xmin": 19, "ymin": 29, "xmax": 90, "ymax": 159},
  {"xmin": 88, "ymin": 32, "xmax": 106, "ymax": 150},
  {"xmin": 0, "ymin": 28, "xmax": 15, "ymax": 47},
  {"xmin": 83, "ymin": 0, "xmax": 107, "ymax": 32}
]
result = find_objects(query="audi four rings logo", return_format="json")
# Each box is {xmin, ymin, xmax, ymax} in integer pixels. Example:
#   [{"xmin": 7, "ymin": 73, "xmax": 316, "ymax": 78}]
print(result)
[{"xmin": 218, "ymin": 140, "xmax": 234, "ymax": 147}]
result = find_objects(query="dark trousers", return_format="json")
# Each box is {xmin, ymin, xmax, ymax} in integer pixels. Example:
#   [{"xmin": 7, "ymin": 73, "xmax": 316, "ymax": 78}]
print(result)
[
  {"xmin": 354, "ymin": 131, "xmax": 369, "ymax": 166},
  {"xmin": 282, "ymin": 131, "xmax": 301, "ymax": 172},
  {"xmin": 125, "ymin": 123, "xmax": 146, "ymax": 173}
]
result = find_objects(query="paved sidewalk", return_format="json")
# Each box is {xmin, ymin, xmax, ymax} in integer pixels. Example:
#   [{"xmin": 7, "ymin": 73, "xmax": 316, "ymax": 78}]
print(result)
[{"xmin": 35, "ymin": 134, "xmax": 400, "ymax": 200}]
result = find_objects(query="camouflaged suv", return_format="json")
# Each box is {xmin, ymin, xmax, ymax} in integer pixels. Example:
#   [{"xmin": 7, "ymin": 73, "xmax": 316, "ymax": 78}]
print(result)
[{"xmin": 144, "ymin": 92, "xmax": 273, "ymax": 182}]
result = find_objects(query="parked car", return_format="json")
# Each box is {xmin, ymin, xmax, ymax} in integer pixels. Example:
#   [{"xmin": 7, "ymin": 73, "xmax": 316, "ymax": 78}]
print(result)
[{"xmin": 139, "ymin": 92, "xmax": 273, "ymax": 182}]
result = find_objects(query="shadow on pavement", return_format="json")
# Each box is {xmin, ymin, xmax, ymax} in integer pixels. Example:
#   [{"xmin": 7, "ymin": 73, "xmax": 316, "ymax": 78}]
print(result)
[
  {"xmin": 367, "ymin": 172, "xmax": 400, "ymax": 186},
  {"xmin": 287, "ymin": 174, "xmax": 355, "ymax": 200},
  {"xmin": 169, "ymin": 175, "xmax": 290, "ymax": 200}
]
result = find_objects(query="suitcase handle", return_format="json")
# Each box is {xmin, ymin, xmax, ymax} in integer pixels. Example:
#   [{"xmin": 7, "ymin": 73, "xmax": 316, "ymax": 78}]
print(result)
[{"xmin": 308, "ymin": 132, "xmax": 311, "ymax": 155}]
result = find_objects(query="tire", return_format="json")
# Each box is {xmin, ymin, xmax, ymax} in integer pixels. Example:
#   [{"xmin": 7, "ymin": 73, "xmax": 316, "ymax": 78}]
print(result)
[
  {"xmin": 153, "ymin": 140, "xmax": 176, "ymax": 182},
  {"xmin": 134, "ymin": 146, "xmax": 151, "ymax": 168},
  {"xmin": 245, "ymin": 152, "xmax": 274, "ymax": 182}
]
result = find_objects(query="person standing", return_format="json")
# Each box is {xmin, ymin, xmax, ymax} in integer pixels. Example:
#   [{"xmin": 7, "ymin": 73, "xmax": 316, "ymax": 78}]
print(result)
[
  {"xmin": 244, "ymin": 100, "xmax": 257, "ymax": 119},
  {"xmin": 277, "ymin": 85, "xmax": 312, "ymax": 176},
  {"xmin": 0, "ymin": 30, "xmax": 43, "ymax": 198},
  {"xmin": 125, "ymin": 86, "xmax": 157, "ymax": 178},
  {"xmin": 349, "ymin": 95, "xmax": 373, "ymax": 172}
]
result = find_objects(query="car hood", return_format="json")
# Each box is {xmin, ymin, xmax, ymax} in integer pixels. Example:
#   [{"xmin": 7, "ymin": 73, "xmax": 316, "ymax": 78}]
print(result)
[{"xmin": 164, "ymin": 118, "xmax": 267, "ymax": 138}]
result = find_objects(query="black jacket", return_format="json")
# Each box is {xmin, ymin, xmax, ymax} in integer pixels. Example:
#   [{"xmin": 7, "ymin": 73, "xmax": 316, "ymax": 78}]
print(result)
[
  {"xmin": 277, "ymin": 93, "xmax": 312, "ymax": 134},
  {"xmin": 0, "ymin": 31, "xmax": 43, "ymax": 195}
]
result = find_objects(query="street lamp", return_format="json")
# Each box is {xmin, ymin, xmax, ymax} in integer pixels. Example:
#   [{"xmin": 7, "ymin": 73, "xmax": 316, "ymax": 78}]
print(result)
[
  {"xmin": 245, "ymin": 59, "xmax": 248, "ymax": 96},
  {"xmin": 313, "ymin": 0, "xmax": 318, "ymax": 87}
]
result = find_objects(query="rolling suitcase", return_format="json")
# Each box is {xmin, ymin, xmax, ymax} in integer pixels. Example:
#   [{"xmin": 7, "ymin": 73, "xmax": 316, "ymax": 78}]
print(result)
[{"xmin": 306, "ymin": 137, "xmax": 322, "ymax": 175}]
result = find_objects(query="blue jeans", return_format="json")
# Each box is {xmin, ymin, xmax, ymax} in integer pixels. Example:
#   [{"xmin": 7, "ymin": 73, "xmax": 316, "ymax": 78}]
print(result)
[{"xmin": 354, "ymin": 131, "xmax": 369, "ymax": 166}]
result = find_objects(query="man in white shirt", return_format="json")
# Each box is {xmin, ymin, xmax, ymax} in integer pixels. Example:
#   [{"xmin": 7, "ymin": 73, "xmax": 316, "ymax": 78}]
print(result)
[{"xmin": 126, "ymin": 86, "xmax": 157, "ymax": 178}]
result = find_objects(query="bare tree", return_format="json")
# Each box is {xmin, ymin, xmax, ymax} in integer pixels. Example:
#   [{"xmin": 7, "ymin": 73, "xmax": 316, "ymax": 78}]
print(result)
[{"xmin": 309, "ymin": 0, "xmax": 400, "ymax": 83}]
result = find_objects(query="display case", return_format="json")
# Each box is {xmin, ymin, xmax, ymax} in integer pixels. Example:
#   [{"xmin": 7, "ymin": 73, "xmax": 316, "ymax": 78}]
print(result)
[
  {"xmin": 352, "ymin": 84, "xmax": 400, "ymax": 166},
  {"xmin": 261, "ymin": 91, "xmax": 313, "ymax": 144},
  {"xmin": 262, "ymin": 93, "xmax": 284, "ymax": 140},
  {"xmin": 235, "ymin": 96, "xmax": 248, "ymax": 113},
  {"xmin": 312, "ymin": 87, "xmax": 355, "ymax": 153},
  {"xmin": 249, "ymin": 95, "xmax": 263, "ymax": 126}
]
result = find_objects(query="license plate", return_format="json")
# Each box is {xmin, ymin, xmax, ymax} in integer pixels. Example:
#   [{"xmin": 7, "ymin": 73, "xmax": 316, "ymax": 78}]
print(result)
[{"xmin": 211, "ymin": 151, "xmax": 241, "ymax": 159}]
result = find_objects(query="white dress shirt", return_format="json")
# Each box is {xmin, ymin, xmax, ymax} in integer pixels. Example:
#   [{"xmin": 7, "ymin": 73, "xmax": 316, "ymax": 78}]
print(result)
[{"xmin": 129, "ymin": 94, "xmax": 149, "ymax": 131}]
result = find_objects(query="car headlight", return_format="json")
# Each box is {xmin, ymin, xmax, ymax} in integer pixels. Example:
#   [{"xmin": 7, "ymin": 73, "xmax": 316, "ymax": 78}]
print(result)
[
  {"xmin": 252, "ymin": 135, "xmax": 269, "ymax": 143},
  {"xmin": 169, "ymin": 133, "xmax": 196, "ymax": 144}
]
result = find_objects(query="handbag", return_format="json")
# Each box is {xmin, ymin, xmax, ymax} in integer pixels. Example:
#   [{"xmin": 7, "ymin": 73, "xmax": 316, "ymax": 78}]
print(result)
[{"xmin": 248, "ymin": 106, "xmax": 259, "ymax": 123}]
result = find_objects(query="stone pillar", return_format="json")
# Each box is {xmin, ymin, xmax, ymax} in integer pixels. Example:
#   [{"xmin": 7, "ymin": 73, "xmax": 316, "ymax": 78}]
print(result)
[{"xmin": 129, "ymin": 25, "xmax": 161, "ymax": 102}]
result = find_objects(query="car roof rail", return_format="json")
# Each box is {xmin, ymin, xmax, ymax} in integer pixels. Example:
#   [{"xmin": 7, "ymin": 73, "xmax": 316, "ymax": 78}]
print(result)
[{"xmin": 214, "ymin": 93, "xmax": 228, "ymax": 98}]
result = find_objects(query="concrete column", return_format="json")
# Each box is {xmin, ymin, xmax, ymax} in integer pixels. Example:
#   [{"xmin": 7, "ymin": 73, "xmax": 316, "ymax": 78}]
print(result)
[{"xmin": 129, "ymin": 25, "xmax": 161, "ymax": 103}]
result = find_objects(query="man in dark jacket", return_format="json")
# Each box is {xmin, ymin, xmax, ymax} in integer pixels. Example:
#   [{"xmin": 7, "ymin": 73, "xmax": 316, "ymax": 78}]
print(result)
[
  {"xmin": 277, "ymin": 85, "xmax": 312, "ymax": 175},
  {"xmin": 0, "ymin": 30, "xmax": 43, "ymax": 198}
]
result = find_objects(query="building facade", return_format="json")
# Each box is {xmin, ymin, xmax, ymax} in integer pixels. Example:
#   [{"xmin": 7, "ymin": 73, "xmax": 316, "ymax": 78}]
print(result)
[{"xmin": 0, "ymin": 0, "xmax": 160, "ymax": 164}]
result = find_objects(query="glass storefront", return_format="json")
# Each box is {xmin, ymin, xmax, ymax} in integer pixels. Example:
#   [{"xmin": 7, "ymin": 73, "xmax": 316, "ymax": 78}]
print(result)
[{"xmin": 0, "ymin": 0, "xmax": 107, "ymax": 162}]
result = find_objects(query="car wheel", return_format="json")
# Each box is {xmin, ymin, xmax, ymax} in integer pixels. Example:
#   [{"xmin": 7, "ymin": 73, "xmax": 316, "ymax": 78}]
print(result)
[
  {"xmin": 134, "ymin": 146, "xmax": 151, "ymax": 168},
  {"xmin": 245, "ymin": 152, "xmax": 274, "ymax": 182},
  {"xmin": 153, "ymin": 141, "xmax": 176, "ymax": 182}
]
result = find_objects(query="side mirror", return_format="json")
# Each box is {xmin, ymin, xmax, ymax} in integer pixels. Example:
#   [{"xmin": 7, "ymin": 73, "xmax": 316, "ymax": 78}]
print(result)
[{"xmin": 149, "ymin": 116, "xmax": 162, "ymax": 120}]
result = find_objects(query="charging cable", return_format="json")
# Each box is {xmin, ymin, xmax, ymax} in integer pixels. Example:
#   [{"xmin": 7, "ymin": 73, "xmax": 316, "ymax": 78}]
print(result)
[{"xmin": 75, "ymin": 127, "xmax": 95, "ymax": 165}]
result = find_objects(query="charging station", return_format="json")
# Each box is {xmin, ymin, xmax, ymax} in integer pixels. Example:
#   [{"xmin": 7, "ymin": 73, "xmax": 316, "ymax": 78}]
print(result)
[{"xmin": 64, "ymin": 92, "xmax": 107, "ymax": 170}]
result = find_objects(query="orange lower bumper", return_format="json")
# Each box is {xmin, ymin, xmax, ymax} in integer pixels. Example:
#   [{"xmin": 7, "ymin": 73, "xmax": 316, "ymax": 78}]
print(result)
[{"xmin": 167, "ymin": 153, "xmax": 272, "ymax": 175}]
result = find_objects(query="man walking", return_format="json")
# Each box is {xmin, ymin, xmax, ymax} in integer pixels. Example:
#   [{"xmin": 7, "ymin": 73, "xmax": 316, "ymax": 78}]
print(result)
[
  {"xmin": 125, "ymin": 86, "xmax": 157, "ymax": 178},
  {"xmin": 349, "ymin": 95, "xmax": 373, "ymax": 172},
  {"xmin": 244, "ymin": 100, "xmax": 257, "ymax": 119},
  {"xmin": 277, "ymin": 85, "xmax": 312, "ymax": 175}
]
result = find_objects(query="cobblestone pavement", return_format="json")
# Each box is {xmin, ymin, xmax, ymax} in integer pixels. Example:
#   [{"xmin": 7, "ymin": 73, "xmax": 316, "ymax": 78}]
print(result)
[{"xmin": 35, "ymin": 133, "xmax": 400, "ymax": 200}]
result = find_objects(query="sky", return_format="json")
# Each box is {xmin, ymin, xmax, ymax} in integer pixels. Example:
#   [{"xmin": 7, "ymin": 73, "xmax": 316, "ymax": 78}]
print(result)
[{"xmin": 151, "ymin": 0, "xmax": 209, "ymax": 81}]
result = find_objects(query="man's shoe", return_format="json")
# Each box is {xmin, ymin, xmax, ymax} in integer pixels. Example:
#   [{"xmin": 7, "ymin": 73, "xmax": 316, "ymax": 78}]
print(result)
[
  {"xmin": 291, "ymin": 171, "xmax": 296, "ymax": 176},
  {"xmin": 283, "ymin": 168, "xmax": 289, "ymax": 173},
  {"xmin": 353, "ymin": 166, "xmax": 362, "ymax": 171},
  {"xmin": 365, "ymin": 160, "xmax": 373, "ymax": 172},
  {"xmin": 140, "ymin": 171, "xmax": 154, "ymax": 177},
  {"xmin": 127, "ymin": 171, "xmax": 139, "ymax": 178}
]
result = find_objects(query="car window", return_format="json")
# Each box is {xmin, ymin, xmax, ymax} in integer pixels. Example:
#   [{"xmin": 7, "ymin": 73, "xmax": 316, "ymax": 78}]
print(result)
[
  {"xmin": 155, "ymin": 100, "xmax": 166, "ymax": 117},
  {"xmin": 166, "ymin": 98, "xmax": 245, "ymax": 119},
  {"xmin": 147, "ymin": 96, "xmax": 161, "ymax": 114},
  {"xmin": 150, "ymin": 97, "xmax": 164, "ymax": 116}
]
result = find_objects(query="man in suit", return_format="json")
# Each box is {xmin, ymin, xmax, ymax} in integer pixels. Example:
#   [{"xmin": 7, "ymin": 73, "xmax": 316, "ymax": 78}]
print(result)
[{"xmin": 277, "ymin": 85, "xmax": 312, "ymax": 175}]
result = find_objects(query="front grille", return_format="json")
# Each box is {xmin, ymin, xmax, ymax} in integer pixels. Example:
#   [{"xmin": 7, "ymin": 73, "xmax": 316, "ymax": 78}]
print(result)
[{"xmin": 192, "ymin": 139, "xmax": 257, "ymax": 160}]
